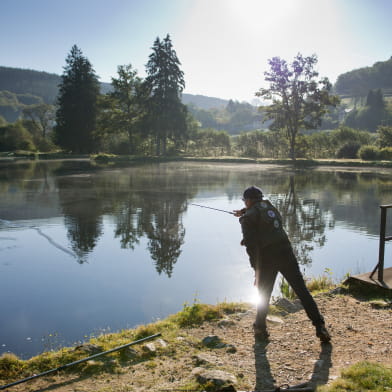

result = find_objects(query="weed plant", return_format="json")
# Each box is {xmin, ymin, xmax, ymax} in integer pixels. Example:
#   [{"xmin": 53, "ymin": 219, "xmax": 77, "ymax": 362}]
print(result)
[
  {"xmin": 317, "ymin": 361, "xmax": 392, "ymax": 392},
  {"xmin": 0, "ymin": 301, "xmax": 250, "ymax": 383}
]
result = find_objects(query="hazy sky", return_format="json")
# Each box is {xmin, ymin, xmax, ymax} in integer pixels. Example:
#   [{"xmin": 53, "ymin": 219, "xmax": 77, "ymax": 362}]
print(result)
[{"xmin": 1, "ymin": 0, "xmax": 391, "ymax": 102}]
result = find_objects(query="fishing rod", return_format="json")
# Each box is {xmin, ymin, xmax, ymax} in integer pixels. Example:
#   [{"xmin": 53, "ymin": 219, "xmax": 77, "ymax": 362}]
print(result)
[
  {"xmin": 0, "ymin": 333, "xmax": 161, "ymax": 390},
  {"xmin": 190, "ymin": 203, "xmax": 234, "ymax": 215}
]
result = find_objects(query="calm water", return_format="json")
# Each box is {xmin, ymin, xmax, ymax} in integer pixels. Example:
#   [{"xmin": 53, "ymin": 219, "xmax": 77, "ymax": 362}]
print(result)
[{"xmin": 1, "ymin": 160, "xmax": 391, "ymax": 358}]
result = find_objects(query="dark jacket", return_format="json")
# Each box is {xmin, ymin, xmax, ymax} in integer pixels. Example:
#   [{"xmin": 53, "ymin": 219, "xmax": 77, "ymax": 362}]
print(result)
[{"xmin": 239, "ymin": 200, "xmax": 289, "ymax": 268}]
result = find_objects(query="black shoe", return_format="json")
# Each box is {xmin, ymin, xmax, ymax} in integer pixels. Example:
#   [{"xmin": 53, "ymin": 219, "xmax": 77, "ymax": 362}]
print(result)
[{"xmin": 316, "ymin": 325, "xmax": 331, "ymax": 343}]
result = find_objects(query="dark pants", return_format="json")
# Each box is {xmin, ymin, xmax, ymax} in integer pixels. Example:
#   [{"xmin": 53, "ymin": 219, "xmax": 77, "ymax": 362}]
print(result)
[{"xmin": 254, "ymin": 243, "xmax": 325, "ymax": 329}]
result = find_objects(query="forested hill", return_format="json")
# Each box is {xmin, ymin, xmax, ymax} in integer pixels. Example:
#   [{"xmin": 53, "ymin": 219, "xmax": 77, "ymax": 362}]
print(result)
[
  {"xmin": 0, "ymin": 67, "xmax": 60, "ymax": 103},
  {"xmin": 181, "ymin": 94, "xmax": 228, "ymax": 109},
  {"xmin": 0, "ymin": 66, "xmax": 112, "ymax": 104},
  {"xmin": 0, "ymin": 66, "xmax": 228, "ymax": 109},
  {"xmin": 334, "ymin": 56, "xmax": 392, "ymax": 98}
]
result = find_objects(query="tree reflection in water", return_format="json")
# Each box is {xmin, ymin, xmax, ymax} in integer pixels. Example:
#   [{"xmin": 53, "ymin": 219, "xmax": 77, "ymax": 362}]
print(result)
[
  {"xmin": 57, "ymin": 176, "xmax": 103, "ymax": 264},
  {"xmin": 8, "ymin": 161, "xmax": 387, "ymax": 274},
  {"xmin": 56, "ymin": 164, "xmax": 196, "ymax": 274},
  {"xmin": 273, "ymin": 175, "xmax": 335, "ymax": 265}
]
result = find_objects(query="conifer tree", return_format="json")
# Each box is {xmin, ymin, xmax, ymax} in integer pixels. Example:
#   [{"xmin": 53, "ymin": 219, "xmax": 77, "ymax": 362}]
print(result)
[
  {"xmin": 144, "ymin": 35, "xmax": 187, "ymax": 155},
  {"xmin": 54, "ymin": 45, "xmax": 100, "ymax": 153}
]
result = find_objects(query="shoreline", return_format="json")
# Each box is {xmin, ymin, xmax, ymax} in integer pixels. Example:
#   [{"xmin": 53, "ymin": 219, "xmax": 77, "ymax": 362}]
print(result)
[
  {"xmin": 2, "ymin": 152, "xmax": 392, "ymax": 169},
  {"xmin": 1, "ymin": 290, "xmax": 391, "ymax": 391}
]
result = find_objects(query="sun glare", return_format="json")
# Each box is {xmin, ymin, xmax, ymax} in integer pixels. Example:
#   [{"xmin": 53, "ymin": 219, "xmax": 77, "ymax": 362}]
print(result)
[
  {"xmin": 228, "ymin": 0, "xmax": 296, "ymax": 33},
  {"xmin": 249, "ymin": 286, "xmax": 262, "ymax": 306}
]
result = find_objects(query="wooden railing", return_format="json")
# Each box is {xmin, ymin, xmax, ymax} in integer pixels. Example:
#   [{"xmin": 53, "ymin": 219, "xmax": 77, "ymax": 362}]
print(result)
[{"xmin": 370, "ymin": 204, "xmax": 392, "ymax": 282}]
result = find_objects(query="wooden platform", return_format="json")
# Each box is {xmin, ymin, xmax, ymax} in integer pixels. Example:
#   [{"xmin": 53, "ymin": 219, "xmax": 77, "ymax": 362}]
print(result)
[{"xmin": 345, "ymin": 267, "xmax": 392, "ymax": 292}]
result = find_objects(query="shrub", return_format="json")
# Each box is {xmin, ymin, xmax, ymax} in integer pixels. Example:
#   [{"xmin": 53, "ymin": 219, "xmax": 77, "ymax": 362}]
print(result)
[
  {"xmin": 0, "ymin": 122, "xmax": 35, "ymax": 151},
  {"xmin": 336, "ymin": 141, "xmax": 361, "ymax": 159},
  {"xmin": 358, "ymin": 145, "xmax": 380, "ymax": 160},
  {"xmin": 379, "ymin": 147, "xmax": 392, "ymax": 160}
]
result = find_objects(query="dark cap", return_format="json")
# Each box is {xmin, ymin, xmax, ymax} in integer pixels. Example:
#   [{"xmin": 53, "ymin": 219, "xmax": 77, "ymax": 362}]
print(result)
[{"xmin": 243, "ymin": 186, "xmax": 263, "ymax": 200}]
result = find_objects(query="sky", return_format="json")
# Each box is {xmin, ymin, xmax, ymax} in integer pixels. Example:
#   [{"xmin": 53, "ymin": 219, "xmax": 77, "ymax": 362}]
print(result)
[{"xmin": 1, "ymin": 0, "xmax": 391, "ymax": 102}]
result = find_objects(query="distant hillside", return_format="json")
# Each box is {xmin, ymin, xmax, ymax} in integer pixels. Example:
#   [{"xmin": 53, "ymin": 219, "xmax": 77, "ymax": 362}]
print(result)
[
  {"xmin": 0, "ymin": 66, "xmax": 113, "ymax": 105},
  {"xmin": 0, "ymin": 67, "xmax": 60, "ymax": 104},
  {"xmin": 181, "ymin": 94, "xmax": 228, "ymax": 109},
  {"xmin": 0, "ymin": 66, "xmax": 228, "ymax": 111},
  {"xmin": 334, "ymin": 56, "xmax": 392, "ymax": 98}
]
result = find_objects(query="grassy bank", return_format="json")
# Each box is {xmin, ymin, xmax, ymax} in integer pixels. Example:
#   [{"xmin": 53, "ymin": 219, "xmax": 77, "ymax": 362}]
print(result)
[
  {"xmin": 0, "ymin": 302, "xmax": 249, "ymax": 385},
  {"xmin": 91, "ymin": 154, "xmax": 392, "ymax": 168},
  {"xmin": 3, "ymin": 151, "xmax": 392, "ymax": 169},
  {"xmin": 1, "ymin": 293, "xmax": 391, "ymax": 391}
]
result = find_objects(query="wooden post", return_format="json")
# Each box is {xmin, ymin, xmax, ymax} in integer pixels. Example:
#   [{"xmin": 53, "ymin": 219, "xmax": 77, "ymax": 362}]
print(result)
[{"xmin": 378, "ymin": 206, "xmax": 387, "ymax": 282}]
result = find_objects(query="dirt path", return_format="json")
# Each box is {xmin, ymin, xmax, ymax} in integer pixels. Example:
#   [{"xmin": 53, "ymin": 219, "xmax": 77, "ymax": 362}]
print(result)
[{"xmin": 4, "ymin": 293, "xmax": 392, "ymax": 392}]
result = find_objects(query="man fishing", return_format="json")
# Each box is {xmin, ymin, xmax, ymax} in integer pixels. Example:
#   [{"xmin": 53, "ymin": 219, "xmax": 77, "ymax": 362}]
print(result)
[{"xmin": 234, "ymin": 186, "xmax": 331, "ymax": 343}]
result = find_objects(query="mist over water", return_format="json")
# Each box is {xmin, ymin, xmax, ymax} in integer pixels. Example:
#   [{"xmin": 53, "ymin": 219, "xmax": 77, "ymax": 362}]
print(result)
[{"xmin": 0, "ymin": 160, "xmax": 391, "ymax": 358}]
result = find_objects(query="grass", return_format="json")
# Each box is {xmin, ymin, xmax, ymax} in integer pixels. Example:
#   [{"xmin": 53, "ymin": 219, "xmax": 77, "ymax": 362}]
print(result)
[
  {"xmin": 89, "ymin": 154, "xmax": 392, "ymax": 168},
  {"xmin": 317, "ymin": 361, "xmax": 392, "ymax": 392},
  {"xmin": 280, "ymin": 269, "xmax": 336, "ymax": 300},
  {"xmin": 0, "ymin": 301, "xmax": 250, "ymax": 384}
]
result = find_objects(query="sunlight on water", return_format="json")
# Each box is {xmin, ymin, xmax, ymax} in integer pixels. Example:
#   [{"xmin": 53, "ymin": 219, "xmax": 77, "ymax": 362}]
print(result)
[{"xmin": 1, "ymin": 160, "xmax": 391, "ymax": 358}]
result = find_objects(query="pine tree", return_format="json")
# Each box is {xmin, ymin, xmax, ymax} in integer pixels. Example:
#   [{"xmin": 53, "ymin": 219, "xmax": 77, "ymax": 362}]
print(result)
[
  {"xmin": 54, "ymin": 45, "xmax": 100, "ymax": 153},
  {"xmin": 144, "ymin": 35, "xmax": 187, "ymax": 155}
]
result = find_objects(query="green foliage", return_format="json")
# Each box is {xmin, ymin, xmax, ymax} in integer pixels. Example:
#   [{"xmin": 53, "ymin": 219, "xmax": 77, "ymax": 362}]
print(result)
[
  {"xmin": 0, "ymin": 122, "xmax": 35, "ymax": 151},
  {"xmin": 331, "ymin": 126, "xmax": 373, "ymax": 146},
  {"xmin": 379, "ymin": 147, "xmax": 392, "ymax": 160},
  {"xmin": 0, "ymin": 353, "xmax": 26, "ymax": 378},
  {"xmin": 0, "ymin": 301, "xmax": 250, "ymax": 382},
  {"xmin": 235, "ymin": 130, "xmax": 287, "ymax": 158},
  {"xmin": 336, "ymin": 142, "xmax": 361, "ymax": 158},
  {"xmin": 377, "ymin": 125, "xmax": 392, "ymax": 147},
  {"xmin": 256, "ymin": 53, "xmax": 340, "ymax": 160},
  {"xmin": 144, "ymin": 34, "xmax": 188, "ymax": 156},
  {"xmin": 0, "ymin": 90, "xmax": 23, "ymax": 122},
  {"xmin": 54, "ymin": 45, "xmax": 100, "ymax": 153},
  {"xmin": 306, "ymin": 268, "xmax": 335, "ymax": 293},
  {"xmin": 279, "ymin": 277, "xmax": 297, "ymax": 300},
  {"xmin": 97, "ymin": 64, "xmax": 146, "ymax": 154},
  {"xmin": 344, "ymin": 103, "xmax": 391, "ymax": 133},
  {"xmin": 280, "ymin": 270, "xmax": 335, "ymax": 299},
  {"xmin": 173, "ymin": 300, "xmax": 248, "ymax": 327},
  {"xmin": 187, "ymin": 128, "xmax": 231, "ymax": 156},
  {"xmin": 358, "ymin": 145, "xmax": 380, "ymax": 160},
  {"xmin": 0, "ymin": 66, "xmax": 60, "ymax": 103},
  {"xmin": 0, "ymin": 115, "xmax": 6, "ymax": 126},
  {"xmin": 335, "ymin": 55, "xmax": 392, "ymax": 97},
  {"xmin": 318, "ymin": 361, "xmax": 392, "ymax": 392},
  {"xmin": 307, "ymin": 131, "xmax": 334, "ymax": 158},
  {"xmin": 22, "ymin": 103, "xmax": 55, "ymax": 138}
]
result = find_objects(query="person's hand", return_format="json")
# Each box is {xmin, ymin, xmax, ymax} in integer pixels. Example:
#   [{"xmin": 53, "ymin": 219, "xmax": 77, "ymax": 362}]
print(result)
[{"xmin": 233, "ymin": 208, "xmax": 246, "ymax": 217}]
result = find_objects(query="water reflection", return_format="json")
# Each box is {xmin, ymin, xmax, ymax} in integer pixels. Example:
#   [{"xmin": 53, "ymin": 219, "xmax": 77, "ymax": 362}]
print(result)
[
  {"xmin": 1, "ymin": 161, "xmax": 392, "ymax": 272},
  {"xmin": 55, "ymin": 163, "xmax": 198, "ymax": 271},
  {"xmin": 273, "ymin": 175, "xmax": 334, "ymax": 265},
  {"xmin": 1, "ymin": 160, "xmax": 392, "ymax": 358}
]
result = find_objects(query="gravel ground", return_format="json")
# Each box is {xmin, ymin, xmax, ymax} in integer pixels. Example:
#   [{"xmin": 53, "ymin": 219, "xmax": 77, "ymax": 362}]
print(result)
[{"xmin": 4, "ymin": 293, "xmax": 392, "ymax": 392}]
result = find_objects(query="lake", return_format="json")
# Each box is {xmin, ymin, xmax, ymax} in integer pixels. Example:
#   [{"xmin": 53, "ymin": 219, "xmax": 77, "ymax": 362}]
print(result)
[{"xmin": 1, "ymin": 160, "xmax": 391, "ymax": 358}]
